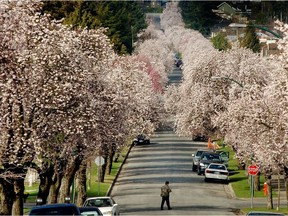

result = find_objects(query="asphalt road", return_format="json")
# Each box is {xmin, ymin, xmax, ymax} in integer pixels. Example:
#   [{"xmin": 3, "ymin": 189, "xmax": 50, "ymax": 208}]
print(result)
[
  {"xmin": 167, "ymin": 66, "xmax": 182, "ymax": 86},
  {"xmin": 111, "ymin": 131, "xmax": 245, "ymax": 215}
]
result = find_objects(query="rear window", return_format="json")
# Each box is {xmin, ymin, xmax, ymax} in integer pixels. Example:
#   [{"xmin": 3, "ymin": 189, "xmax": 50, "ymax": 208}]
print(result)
[
  {"xmin": 86, "ymin": 199, "xmax": 112, "ymax": 207},
  {"xmin": 30, "ymin": 206, "xmax": 79, "ymax": 215},
  {"xmin": 202, "ymin": 154, "xmax": 221, "ymax": 161},
  {"xmin": 210, "ymin": 164, "xmax": 226, "ymax": 170}
]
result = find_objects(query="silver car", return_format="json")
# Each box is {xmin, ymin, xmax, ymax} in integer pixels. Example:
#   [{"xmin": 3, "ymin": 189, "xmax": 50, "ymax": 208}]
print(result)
[{"xmin": 192, "ymin": 150, "xmax": 211, "ymax": 171}]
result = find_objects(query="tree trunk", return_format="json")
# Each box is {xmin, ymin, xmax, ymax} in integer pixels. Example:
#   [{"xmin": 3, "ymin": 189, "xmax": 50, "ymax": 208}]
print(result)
[
  {"xmin": 108, "ymin": 143, "xmax": 117, "ymax": 175},
  {"xmin": 37, "ymin": 167, "xmax": 53, "ymax": 205},
  {"xmin": 284, "ymin": 166, "xmax": 288, "ymax": 209},
  {"xmin": 0, "ymin": 179, "xmax": 14, "ymax": 215},
  {"xmin": 238, "ymin": 160, "xmax": 246, "ymax": 170},
  {"xmin": 48, "ymin": 173, "xmax": 62, "ymax": 204},
  {"xmin": 107, "ymin": 152, "xmax": 113, "ymax": 175},
  {"xmin": 113, "ymin": 152, "xmax": 120, "ymax": 162},
  {"xmin": 59, "ymin": 174, "xmax": 73, "ymax": 203},
  {"xmin": 99, "ymin": 143, "xmax": 109, "ymax": 183},
  {"xmin": 254, "ymin": 172, "xmax": 261, "ymax": 191},
  {"xmin": 76, "ymin": 162, "xmax": 87, "ymax": 206},
  {"xmin": 100, "ymin": 156, "xmax": 108, "ymax": 183},
  {"xmin": 12, "ymin": 178, "xmax": 24, "ymax": 216},
  {"xmin": 266, "ymin": 175, "xmax": 274, "ymax": 210},
  {"xmin": 276, "ymin": 173, "xmax": 281, "ymax": 211},
  {"xmin": 59, "ymin": 157, "xmax": 82, "ymax": 203}
]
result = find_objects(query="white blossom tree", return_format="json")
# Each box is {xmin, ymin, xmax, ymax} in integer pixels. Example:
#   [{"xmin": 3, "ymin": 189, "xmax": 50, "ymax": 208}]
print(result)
[{"xmin": 1, "ymin": 1, "xmax": 168, "ymax": 213}]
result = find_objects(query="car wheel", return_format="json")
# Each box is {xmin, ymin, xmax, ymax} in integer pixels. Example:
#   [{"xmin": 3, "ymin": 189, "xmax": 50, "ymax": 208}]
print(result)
[{"xmin": 204, "ymin": 177, "xmax": 208, "ymax": 182}]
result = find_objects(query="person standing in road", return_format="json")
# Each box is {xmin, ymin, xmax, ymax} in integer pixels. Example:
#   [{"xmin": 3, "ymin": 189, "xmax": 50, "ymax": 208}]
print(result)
[{"xmin": 160, "ymin": 181, "xmax": 172, "ymax": 210}]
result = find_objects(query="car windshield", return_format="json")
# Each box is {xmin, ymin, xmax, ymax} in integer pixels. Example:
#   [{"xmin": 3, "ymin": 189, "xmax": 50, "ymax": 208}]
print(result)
[
  {"xmin": 86, "ymin": 199, "xmax": 112, "ymax": 207},
  {"xmin": 196, "ymin": 151, "xmax": 203, "ymax": 156}
]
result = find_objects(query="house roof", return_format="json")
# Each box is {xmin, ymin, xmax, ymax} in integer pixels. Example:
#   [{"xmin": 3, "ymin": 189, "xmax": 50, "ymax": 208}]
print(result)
[{"xmin": 217, "ymin": 2, "xmax": 241, "ymax": 12}]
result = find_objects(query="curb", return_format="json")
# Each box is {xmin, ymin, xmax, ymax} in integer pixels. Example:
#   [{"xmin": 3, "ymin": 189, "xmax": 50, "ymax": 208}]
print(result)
[
  {"xmin": 225, "ymin": 183, "xmax": 237, "ymax": 199},
  {"xmin": 106, "ymin": 143, "xmax": 134, "ymax": 196}
]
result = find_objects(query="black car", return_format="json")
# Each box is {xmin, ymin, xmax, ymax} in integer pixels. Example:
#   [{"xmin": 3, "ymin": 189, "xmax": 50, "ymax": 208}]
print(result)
[
  {"xmin": 132, "ymin": 134, "xmax": 150, "ymax": 145},
  {"xmin": 197, "ymin": 152, "xmax": 223, "ymax": 175},
  {"xmin": 29, "ymin": 203, "xmax": 81, "ymax": 215},
  {"xmin": 192, "ymin": 134, "xmax": 208, "ymax": 141}
]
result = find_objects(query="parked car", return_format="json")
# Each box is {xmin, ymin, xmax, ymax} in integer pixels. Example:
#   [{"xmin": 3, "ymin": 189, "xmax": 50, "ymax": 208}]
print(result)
[
  {"xmin": 132, "ymin": 134, "xmax": 150, "ymax": 145},
  {"xmin": 247, "ymin": 211, "xmax": 285, "ymax": 216},
  {"xmin": 29, "ymin": 203, "xmax": 81, "ymax": 215},
  {"xmin": 79, "ymin": 207, "xmax": 103, "ymax": 216},
  {"xmin": 204, "ymin": 163, "xmax": 229, "ymax": 184},
  {"xmin": 83, "ymin": 196, "xmax": 120, "ymax": 216},
  {"xmin": 192, "ymin": 150, "xmax": 212, "ymax": 172},
  {"xmin": 192, "ymin": 134, "xmax": 208, "ymax": 141},
  {"xmin": 197, "ymin": 152, "xmax": 223, "ymax": 175}
]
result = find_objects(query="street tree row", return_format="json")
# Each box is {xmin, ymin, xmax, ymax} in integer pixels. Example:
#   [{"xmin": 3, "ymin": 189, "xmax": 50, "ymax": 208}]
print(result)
[
  {"xmin": 0, "ymin": 2, "xmax": 169, "ymax": 215},
  {"xmin": 162, "ymin": 2, "xmax": 288, "ymax": 210}
]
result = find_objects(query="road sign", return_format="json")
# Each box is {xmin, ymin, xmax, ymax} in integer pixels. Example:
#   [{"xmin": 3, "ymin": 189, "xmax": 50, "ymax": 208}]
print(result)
[
  {"xmin": 95, "ymin": 156, "xmax": 105, "ymax": 166},
  {"xmin": 248, "ymin": 165, "xmax": 259, "ymax": 175}
]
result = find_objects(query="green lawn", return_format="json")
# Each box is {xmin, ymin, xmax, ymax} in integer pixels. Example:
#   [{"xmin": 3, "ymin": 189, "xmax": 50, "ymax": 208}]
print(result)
[{"xmin": 220, "ymin": 146, "xmax": 288, "ymax": 214}]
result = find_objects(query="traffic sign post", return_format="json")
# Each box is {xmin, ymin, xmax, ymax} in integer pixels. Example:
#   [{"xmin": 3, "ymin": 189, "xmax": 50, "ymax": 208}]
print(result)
[
  {"xmin": 95, "ymin": 156, "xmax": 105, "ymax": 195},
  {"xmin": 248, "ymin": 165, "xmax": 259, "ymax": 209}
]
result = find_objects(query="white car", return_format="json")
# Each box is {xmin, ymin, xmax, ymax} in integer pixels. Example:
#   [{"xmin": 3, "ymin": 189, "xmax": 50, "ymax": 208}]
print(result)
[
  {"xmin": 83, "ymin": 197, "xmax": 120, "ymax": 216},
  {"xmin": 204, "ymin": 163, "xmax": 229, "ymax": 184}
]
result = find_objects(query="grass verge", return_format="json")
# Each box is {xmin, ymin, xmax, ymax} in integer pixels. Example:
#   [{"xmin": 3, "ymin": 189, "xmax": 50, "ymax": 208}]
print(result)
[
  {"xmin": 221, "ymin": 146, "xmax": 287, "ymax": 214},
  {"xmin": 24, "ymin": 145, "xmax": 130, "ymax": 213}
]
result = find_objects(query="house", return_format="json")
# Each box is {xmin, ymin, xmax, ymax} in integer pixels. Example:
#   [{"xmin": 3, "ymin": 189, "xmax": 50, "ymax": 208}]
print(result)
[
  {"xmin": 217, "ymin": 2, "xmax": 241, "ymax": 16},
  {"xmin": 212, "ymin": 2, "xmax": 251, "ymax": 21}
]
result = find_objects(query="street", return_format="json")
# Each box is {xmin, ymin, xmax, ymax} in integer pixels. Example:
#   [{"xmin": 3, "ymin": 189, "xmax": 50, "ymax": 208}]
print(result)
[{"xmin": 111, "ymin": 131, "xmax": 241, "ymax": 215}]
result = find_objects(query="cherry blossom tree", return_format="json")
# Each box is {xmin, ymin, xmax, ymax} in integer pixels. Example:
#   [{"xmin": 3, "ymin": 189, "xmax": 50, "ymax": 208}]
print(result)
[
  {"xmin": 160, "ymin": 2, "xmax": 184, "ymax": 31},
  {"xmin": 134, "ymin": 28, "xmax": 174, "ymax": 89},
  {"xmin": 1, "ymin": 1, "xmax": 122, "ymax": 213}
]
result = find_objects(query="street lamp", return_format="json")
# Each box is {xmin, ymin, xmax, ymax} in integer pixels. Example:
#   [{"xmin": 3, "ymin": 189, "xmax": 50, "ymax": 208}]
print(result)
[{"xmin": 211, "ymin": 75, "xmax": 243, "ymax": 88}]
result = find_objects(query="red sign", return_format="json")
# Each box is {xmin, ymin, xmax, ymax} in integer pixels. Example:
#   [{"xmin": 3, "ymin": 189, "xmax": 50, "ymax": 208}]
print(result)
[{"xmin": 248, "ymin": 165, "xmax": 259, "ymax": 175}]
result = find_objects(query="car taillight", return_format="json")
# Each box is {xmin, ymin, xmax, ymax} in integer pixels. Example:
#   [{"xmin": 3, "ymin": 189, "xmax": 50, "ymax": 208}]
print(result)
[
  {"xmin": 205, "ymin": 170, "xmax": 213, "ymax": 173},
  {"xmin": 221, "ymin": 172, "xmax": 229, "ymax": 175}
]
